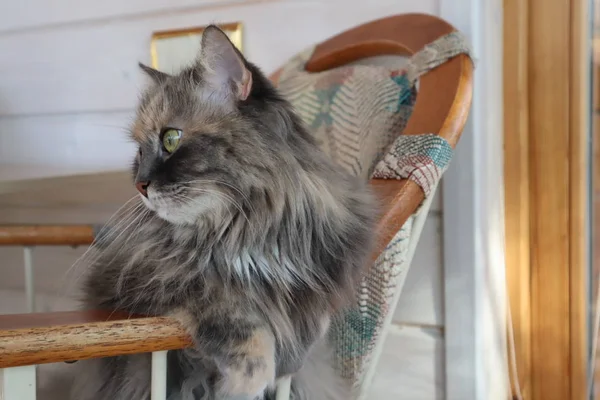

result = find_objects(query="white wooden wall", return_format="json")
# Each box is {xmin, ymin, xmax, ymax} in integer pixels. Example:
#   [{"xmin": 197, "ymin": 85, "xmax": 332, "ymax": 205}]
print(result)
[{"xmin": 0, "ymin": 0, "xmax": 448, "ymax": 398}]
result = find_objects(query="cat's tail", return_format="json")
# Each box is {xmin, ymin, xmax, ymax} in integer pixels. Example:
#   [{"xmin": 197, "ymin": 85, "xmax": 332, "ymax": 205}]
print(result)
[{"xmin": 274, "ymin": 339, "xmax": 355, "ymax": 400}]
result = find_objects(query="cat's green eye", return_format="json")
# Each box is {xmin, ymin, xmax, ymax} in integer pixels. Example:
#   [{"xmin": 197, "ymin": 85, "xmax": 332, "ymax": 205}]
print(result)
[{"xmin": 161, "ymin": 128, "xmax": 182, "ymax": 153}]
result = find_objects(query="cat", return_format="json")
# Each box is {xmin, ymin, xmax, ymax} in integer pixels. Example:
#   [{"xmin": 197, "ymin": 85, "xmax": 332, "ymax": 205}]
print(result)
[{"xmin": 70, "ymin": 25, "xmax": 376, "ymax": 400}]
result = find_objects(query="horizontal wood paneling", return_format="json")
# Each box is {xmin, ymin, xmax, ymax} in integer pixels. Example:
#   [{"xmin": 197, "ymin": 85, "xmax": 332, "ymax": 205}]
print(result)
[
  {"xmin": 0, "ymin": 0, "xmax": 430, "ymax": 35},
  {"xmin": 0, "ymin": 0, "xmax": 436, "ymax": 117},
  {"xmin": 0, "ymin": 0, "xmax": 262, "ymax": 33},
  {"xmin": 0, "ymin": 112, "xmax": 134, "ymax": 167}
]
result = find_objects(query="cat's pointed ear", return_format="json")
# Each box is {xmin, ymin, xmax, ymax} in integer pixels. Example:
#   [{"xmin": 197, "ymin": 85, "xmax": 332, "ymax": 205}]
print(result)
[
  {"xmin": 138, "ymin": 62, "xmax": 170, "ymax": 84},
  {"xmin": 199, "ymin": 25, "xmax": 252, "ymax": 101}
]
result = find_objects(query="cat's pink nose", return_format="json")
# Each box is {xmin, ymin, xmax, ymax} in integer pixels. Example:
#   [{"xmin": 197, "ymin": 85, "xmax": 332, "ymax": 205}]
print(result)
[{"xmin": 135, "ymin": 181, "xmax": 150, "ymax": 197}]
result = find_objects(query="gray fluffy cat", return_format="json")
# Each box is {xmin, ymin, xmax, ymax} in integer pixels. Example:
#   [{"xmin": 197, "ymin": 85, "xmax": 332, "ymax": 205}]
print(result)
[{"xmin": 71, "ymin": 25, "xmax": 376, "ymax": 400}]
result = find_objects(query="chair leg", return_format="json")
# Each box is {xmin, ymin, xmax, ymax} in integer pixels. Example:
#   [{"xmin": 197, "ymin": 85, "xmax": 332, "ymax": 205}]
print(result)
[
  {"xmin": 151, "ymin": 351, "xmax": 168, "ymax": 400},
  {"xmin": 23, "ymin": 246, "xmax": 35, "ymax": 313},
  {"xmin": 1, "ymin": 365, "xmax": 37, "ymax": 400},
  {"xmin": 275, "ymin": 376, "xmax": 292, "ymax": 400}
]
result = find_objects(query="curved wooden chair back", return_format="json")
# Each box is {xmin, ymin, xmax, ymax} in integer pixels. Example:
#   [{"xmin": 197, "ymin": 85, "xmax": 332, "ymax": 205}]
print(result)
[{"xmin": 274, "ymin": 13, "xmax": 473, "ymax": 262}]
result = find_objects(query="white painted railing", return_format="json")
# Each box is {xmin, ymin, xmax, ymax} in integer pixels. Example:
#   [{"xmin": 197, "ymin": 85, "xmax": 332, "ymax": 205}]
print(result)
[
  {"xmin": 2, "ymin": 366, "xmax": 36, "ymax": 400},
  {"xmin": 23, "ymin": 246, "xmax": 35, "ymax": 313},
  {"xmin": 0, "ymin": 243, "xmax": 171, "ymax": 400},
  {"xmin": 2, "ymin": 246, "xmax": 38, "ymax": 400}
]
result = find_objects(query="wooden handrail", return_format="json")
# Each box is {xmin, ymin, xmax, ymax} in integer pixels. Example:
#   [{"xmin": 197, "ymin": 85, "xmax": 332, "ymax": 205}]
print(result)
[
  {"xmin": 0, "ymin": 225, "xmax": 94, "ymax": 246},
  {"xmin": 0, "ymin": 311, "xmax": 192, "ymax": 368}
]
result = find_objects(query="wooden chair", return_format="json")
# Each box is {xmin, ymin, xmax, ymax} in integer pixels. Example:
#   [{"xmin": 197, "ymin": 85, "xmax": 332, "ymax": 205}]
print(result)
[{"xmin": 0, "ymin": 13, "xmax": 473, "ymax": 400}]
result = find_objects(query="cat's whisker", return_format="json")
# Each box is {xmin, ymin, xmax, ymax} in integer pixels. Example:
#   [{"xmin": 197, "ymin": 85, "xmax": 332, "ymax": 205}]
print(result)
[
  {"xmin": 70, "ymin": 202, "xmax": 147, "ymax": 284},
  {"xmin": 53, "ymin": 196, "xmax": 142, "ymax": 299},
  {"xmin": 93, "ymin": 203, "xmax": 145, "ymax": 241},
  {"xmin": 66, "ymin": 203, "xmax": 148, "ymax": 293},
  {"xmin": 88, "ymin": 202, "xmax": 146, "ymax": 256},
  {"xmin": 114, "ymin": 209, "xmax": 154, "ymax": 295}
]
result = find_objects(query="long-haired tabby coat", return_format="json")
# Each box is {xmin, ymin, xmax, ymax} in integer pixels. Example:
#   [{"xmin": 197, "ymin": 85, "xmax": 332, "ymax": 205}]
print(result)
[{"xmin": 72, "ymin": 25, "xmax": 376, "ymax": 400}]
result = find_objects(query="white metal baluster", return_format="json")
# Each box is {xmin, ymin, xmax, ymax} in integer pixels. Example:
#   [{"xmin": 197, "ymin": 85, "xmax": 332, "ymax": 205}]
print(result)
[
  {"xmin": 275, "ymin": 376, "xmax": 292, "ymax": 400},
  {"xmin": 23, "ymin": 246, "xmax": 35, "ymax": 313},
  {"xmin": 1, "ymin": 366, "xmax": 37, "ymax": 400},
  {"xmin": 151, "ymin": 351, "xmax": 168, "ymax": 400}
]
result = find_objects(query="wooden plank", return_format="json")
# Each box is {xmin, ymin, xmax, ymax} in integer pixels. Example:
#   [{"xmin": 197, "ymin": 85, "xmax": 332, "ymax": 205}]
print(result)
[
  {"xmin": 504, "ymin": 0, "xmax": 591, "ymax": 398},
  {"xmin": 529, "ymin": 0, "xmax": 572, "ymax": 397},
  {"xmin": 0, "ymin": 311, "xmax": 192, "ymax": 368},
  {"xmin": 568, "ymin": 0, "xmax": 590, "ymax": 398},
  {"xmin": 503, "ymin": 0, "xmax": 531, "ymax": 397}
]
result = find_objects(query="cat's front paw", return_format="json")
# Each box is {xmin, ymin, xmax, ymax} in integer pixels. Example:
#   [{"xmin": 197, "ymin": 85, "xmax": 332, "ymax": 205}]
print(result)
[
  {"xmin": 217, "ymin": 359, "xmax": 274, "ymax": 399},
  {"xmin": 215, "ymin": 329, "xmax": 276, "ymax": 400}
]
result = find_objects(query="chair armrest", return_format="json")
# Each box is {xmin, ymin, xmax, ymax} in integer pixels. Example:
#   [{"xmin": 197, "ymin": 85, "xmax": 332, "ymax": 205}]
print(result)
[
  {"xmin": 0, "ymin": 311, "xmax": 192, "ymax": 368},
  {"xmin": 369, "ymin": 178, "xmax": 422, "ymax": 261}
]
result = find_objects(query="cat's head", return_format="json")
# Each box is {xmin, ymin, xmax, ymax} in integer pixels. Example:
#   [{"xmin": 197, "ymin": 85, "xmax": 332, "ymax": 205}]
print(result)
[{"xmin": 131, "ymin": 25, "xmax": 286, "ymax": 225}]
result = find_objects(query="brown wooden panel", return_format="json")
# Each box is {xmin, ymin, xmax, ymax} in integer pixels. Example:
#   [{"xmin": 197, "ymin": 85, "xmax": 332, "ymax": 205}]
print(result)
[
  {"xmin": 504, "ymin": 0, "xmax": 589, "ymax": 397},
  {"xmin": 529, "ymin": 0, "xmax": 571, "ymax": 394},
  {"xmin": 569, "ymin": 0, "xmax": 589, "ymax": 398},
  {"xmin": 521, "ymin": 0, "xmax": 587, "ymax": 398},
  {"xmin": 504, "ymin": 0, "xmax": 531, "ymax": 396}
]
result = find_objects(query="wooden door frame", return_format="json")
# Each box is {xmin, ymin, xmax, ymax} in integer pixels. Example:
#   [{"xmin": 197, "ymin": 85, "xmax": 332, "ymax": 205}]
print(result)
[{"xmin": 504, "ymin": 0, "xmax": 591, "ymax": 398}]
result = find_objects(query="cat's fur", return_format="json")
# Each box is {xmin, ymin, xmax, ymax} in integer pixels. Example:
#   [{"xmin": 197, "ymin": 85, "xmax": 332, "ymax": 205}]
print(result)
[{"xmin": 71, "ymin": 25, "xmax": 376, "ymax": 400}]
